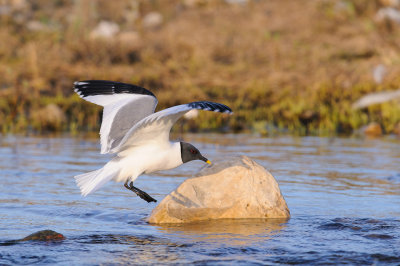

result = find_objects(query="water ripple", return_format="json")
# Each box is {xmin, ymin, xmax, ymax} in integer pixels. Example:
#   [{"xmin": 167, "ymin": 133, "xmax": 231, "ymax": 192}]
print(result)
[{"xmin": 0, "ymin": 135, "xmax": 400, "ymax": 264}]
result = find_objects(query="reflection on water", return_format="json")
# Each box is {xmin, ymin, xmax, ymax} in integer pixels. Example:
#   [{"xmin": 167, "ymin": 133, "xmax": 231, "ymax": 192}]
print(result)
[
  {"xmin": 156, "ymin": 218, "xmax": 288, "ymax": 245},
  {"xmin": 0, "ymin": 134, "xmax": 400, "ymax": 264}
]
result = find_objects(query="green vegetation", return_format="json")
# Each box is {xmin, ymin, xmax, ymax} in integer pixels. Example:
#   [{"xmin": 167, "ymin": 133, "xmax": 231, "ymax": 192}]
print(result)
[{"xmin": 1, "ymin": 0, "xmax": 400, "ymax": 135}]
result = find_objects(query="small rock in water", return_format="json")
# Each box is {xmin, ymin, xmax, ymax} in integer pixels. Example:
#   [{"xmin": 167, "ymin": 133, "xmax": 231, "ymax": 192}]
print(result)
[
  {"xmin": 148, "ymin": 155, "xmax": 290, "ymax": 224},
  {"xmin": 21, "ymin": 230, "xmax": 65, "ymax": 241},
  {"xmin": 363, "ymin": 122, "xmax": 383, "ymax": 137}
]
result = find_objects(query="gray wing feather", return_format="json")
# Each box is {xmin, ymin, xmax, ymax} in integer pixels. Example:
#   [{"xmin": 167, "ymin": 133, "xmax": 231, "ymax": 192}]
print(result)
[
  {"xmin": 113, "ymin": 101, "xmax": 232, "ymax": 154},
  {"xmin": 105, "ymin": 96, "xmax": 158, "ymax": 152},
  {"xmin": 74, "ymin": 80, "xmax": 158, "ymax": 154}
]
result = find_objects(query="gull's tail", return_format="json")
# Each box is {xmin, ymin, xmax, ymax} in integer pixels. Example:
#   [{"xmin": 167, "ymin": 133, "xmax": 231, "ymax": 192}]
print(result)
[{"xmin": 74, "ymin": 161, "xmax": 120, "ymax": 196}]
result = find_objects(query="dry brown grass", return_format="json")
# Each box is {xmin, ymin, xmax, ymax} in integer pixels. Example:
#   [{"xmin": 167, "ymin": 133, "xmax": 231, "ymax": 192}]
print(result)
[{"xmin": 1, "ymin": 0, "xmax": 400, "ymax": 134}]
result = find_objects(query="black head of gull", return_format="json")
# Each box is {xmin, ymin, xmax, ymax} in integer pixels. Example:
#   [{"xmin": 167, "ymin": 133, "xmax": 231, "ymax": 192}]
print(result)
[{"xmin": 180, "ymin": 142, "xmax": 211, "ymax": 165}]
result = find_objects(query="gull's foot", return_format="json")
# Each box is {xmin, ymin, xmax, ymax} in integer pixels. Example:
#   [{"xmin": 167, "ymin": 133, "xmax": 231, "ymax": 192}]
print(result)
[
  {"xmin": 134, "ymin": 189, "xmax": 157, "ymax": 203},
  {"xmin": 124, "ymin": 181, "xmax": 157, "ymax": 203}
]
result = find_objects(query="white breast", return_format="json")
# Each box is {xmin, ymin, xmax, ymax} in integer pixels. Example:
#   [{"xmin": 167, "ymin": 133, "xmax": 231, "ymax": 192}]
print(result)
[{"xmin": 114, "ymin": 142, "xmax": 182, "ymax": 182}]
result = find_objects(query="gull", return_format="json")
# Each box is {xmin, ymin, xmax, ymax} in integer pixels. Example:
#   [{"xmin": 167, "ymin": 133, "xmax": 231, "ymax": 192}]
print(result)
[{"xmin": 73, "ymin": 80, "xmax": 232, "ymax": 203}]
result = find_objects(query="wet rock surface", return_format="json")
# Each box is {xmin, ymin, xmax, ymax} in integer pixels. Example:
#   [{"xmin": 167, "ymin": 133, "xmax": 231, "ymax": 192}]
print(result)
[
  {"xmin": 21, "ymin": 230, "xmax": 65, "ymax": 241},
  {"xmin": 148, "ymin": 155, "xmax": 290, "ymax": 223},
  {"xmin": 1, "ymin": 230, "xmax": 65, "ymax": 246}
]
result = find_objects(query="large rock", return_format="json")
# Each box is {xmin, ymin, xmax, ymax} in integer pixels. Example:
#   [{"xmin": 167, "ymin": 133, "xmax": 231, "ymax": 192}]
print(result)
[{"xmin": 148, "ymin": 156, "xmax": 290, "ymax": 224}]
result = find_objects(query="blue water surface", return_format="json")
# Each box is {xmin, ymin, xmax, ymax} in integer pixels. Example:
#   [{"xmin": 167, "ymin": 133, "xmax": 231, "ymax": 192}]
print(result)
[{"xmin": 0, "ymin": 134, "xmax": 399, "ymax": 265}]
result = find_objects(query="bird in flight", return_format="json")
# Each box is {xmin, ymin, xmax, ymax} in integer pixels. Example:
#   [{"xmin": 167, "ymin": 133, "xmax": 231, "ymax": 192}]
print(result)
[{"xmin": 73, "ymin": 80, "xmax": 232, "ymax": 203}]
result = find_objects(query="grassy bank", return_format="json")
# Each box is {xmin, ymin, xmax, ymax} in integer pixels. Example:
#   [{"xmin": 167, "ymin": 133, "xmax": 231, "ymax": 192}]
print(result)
[{"xmin": 1, "ymin": 0, "xmax": 400, "ymax": 135}]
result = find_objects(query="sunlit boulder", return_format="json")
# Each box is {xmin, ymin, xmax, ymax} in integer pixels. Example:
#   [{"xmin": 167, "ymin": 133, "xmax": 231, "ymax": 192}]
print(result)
[{"xmin": 148, "ymin": 155, "xmax": 290, "ymax": 224}]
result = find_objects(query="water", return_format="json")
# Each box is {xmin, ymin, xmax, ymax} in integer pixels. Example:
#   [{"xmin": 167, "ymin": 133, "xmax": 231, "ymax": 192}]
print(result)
[{"xmin": 0, "ymin": 134, "xmax": 400, "ymax": 265}]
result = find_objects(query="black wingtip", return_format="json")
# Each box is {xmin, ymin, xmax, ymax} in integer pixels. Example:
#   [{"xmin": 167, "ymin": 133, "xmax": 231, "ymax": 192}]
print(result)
[
  {"xmin": 74, "ymin": 80, "xmax": 156, "ymax": 98},
  {"xmin": 188, "ymin": 101, "xmax": 233, "ymax": 114}
]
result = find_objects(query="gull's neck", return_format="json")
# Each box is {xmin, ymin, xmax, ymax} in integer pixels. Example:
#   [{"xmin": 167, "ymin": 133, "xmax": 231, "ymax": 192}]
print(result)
[
  {"xmin": 170, "ymin": 141, "xmax": 183, "ymax": 163},
  {"xmin": 162, "ymin": 141, "xmax": 183, "ymax": 170}
]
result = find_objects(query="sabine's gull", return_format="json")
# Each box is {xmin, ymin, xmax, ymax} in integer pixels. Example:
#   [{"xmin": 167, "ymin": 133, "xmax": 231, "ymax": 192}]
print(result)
[{"xmin": 73, "ymin": 80, "xmax": 232, "ymax": 203}]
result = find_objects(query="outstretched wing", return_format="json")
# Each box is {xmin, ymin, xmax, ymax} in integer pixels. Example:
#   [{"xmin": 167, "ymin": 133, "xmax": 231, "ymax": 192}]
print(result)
[
  {"xmin": 74, "ymin": 80, "xmax": 158, "ymax": 154},
  {"xmin": 113, "ymin": 101, "xmax": 232, "ymax": 154}
]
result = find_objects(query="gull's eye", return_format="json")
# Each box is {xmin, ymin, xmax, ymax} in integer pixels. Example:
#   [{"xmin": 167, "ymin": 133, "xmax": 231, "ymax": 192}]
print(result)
[{"xmin": 190, "ymin": 149, "xmax": 197, "ymax": 154}]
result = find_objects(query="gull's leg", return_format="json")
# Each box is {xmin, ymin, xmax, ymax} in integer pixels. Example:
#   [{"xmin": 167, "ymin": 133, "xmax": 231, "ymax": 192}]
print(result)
[
  {"xmin": 124, "ymin": 180, "xmax": 131, "ymax": 191},
  {"xmin": 129, "ymin": 182, "xmax": 157, "ymax": 203},
  {"xmin": 124, "ymin": 181, "xmax": 157, "ymax": 203}
]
